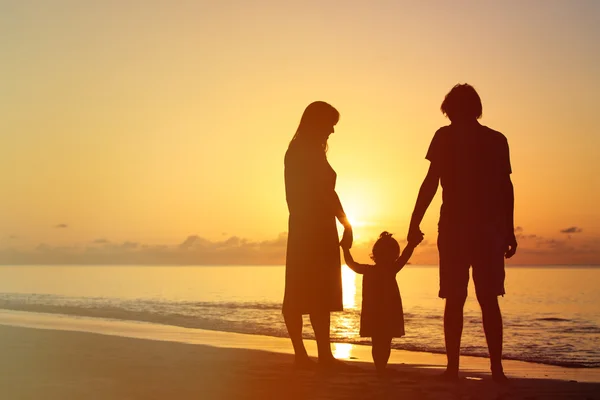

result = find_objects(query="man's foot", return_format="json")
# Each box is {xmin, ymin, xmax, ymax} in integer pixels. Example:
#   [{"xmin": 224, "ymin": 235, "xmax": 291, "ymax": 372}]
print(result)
[
  {"xmin": 437, "ymin": 369, "xmax": 460, "ymax": 382},
  {"xmin": 492, "ymin": 370, "xmax": 509, "ymax": 384}
]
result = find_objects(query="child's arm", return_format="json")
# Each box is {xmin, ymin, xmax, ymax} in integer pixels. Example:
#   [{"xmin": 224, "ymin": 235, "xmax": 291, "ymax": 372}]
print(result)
[
  {"xmin": 393, "ymin": 241, "xmax": 419, "ymax": 274},
  {"xmin": 342, "ymin": 247, "xmax": 370, "ymax": 275}
]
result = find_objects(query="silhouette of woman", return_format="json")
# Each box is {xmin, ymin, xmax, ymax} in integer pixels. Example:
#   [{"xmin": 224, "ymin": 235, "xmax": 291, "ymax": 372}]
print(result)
[{"xmin": 283, "ymin": 101, "xmax": 353, "ymax": 368}]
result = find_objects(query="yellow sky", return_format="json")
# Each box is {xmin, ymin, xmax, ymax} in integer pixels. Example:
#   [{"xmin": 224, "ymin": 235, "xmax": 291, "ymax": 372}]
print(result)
[{"xmin": 1, "ymin": 1, "xmax": 599, "ymax": 264}]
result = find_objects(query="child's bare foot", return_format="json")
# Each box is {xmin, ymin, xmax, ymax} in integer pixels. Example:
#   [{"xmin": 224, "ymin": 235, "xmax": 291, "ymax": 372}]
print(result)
[{"xmin": 376, "ymin": 367, "xmax": 400, "ymax": 378}]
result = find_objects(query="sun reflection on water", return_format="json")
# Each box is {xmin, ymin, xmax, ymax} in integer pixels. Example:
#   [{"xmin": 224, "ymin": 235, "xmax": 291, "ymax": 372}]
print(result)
[
  {"xmin": 341, "ymin": 265, "xmax": 357, "ymax": 309},
  {"xmin": 331, "ymin": 265, "xmax": 361, "ymax": 340}
]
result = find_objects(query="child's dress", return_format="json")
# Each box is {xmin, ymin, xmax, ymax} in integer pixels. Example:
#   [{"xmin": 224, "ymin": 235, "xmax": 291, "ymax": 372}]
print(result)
[{"xmin": 359, "ymin": 265, "xmax": 405, "ymax": 338}]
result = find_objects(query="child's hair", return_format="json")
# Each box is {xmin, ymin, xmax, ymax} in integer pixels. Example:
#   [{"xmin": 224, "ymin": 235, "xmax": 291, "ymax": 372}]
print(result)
[{"xmin": 371, "ymin": 231, "xmax": 400, "ymax": 263}]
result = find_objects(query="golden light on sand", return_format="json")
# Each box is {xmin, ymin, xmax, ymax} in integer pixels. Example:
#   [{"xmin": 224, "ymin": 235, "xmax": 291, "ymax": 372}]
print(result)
[{"xmin": 332, "ymin": 342, "xmax": 354, "ymax": 360}]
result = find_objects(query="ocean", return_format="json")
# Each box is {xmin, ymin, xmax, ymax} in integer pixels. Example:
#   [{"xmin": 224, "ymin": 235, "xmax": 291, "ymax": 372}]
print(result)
[{"xmin": 0, "ymin": 265, "xmax": 598, "ymax": 368}]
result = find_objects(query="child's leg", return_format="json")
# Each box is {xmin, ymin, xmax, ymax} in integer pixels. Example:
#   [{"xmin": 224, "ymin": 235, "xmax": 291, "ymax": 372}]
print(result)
[{"xmin": 372, "ymin": 336, "xmax": 392, "ymax": 373}]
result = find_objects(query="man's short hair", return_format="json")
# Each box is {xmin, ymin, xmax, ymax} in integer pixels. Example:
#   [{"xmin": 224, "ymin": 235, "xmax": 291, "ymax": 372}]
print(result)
[{"xmin": 441, "ymin": 84, "xmax": 482, "ymax": 122}]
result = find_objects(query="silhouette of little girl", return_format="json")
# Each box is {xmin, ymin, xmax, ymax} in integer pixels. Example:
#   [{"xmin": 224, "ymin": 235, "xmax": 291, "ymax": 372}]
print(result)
[{"xmin": 341, "ymin": 231, "xmax": 421, "ymax": 375}]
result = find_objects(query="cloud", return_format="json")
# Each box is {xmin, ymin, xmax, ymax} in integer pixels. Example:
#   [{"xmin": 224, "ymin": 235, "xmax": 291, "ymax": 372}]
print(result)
[
  {"xmin": 54, "ymin": 224, "xmax": 68, "ymax": 229},
  {"xmin": 1, "ymin": 231, "xmax": 598, "ymax": 266},
  {"xmin": 179, "ymin": 235, "xmax": 211, "ymax": 250},
  {"xmin": 514, "ymin": 227, "xmax": 537, "ymax": 240},
  {"xmin": 407, "ymin": 228, "xmax": 600, "ymax": 265},
  {"xmin": 0, "ymin": 233, "xmax": 289, "ymax": 266},
  {"xmin": 537, "ymin": 238, "xmax": 566, "ymax": 249},
  {"xmin": 560, "ymin": 227, "xmax": 583, "ymax": 234}
]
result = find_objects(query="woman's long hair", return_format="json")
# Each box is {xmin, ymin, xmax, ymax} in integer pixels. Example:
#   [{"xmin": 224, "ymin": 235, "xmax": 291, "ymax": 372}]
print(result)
[{"xmin": 289, "ymin": 101, "xmax": 339, "ymax": 153}]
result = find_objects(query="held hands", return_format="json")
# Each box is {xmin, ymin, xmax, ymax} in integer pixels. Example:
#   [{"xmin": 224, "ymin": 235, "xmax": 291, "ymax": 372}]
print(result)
[
  {"xmin": 340, "ymin": 226, "xmax": 353, "ymax": 249},
  {"xmin": 407, "ymin": 226, "xmax": 424, "ymax": 247},
  {"xmin": 408, "ymin": 233, "xmax": 424, "ymax": 247}
]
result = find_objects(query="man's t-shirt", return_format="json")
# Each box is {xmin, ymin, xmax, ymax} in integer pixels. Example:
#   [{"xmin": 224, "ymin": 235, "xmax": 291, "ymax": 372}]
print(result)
[{"xmin": 426, "ymin": 123, "xmax": 512, "ymax": 236}]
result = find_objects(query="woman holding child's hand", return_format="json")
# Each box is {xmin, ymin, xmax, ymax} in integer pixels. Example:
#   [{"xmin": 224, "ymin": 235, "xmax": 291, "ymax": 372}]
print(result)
[{"xmin": 283, "ymin": 101, "xmax": 352, "ymax": 369}]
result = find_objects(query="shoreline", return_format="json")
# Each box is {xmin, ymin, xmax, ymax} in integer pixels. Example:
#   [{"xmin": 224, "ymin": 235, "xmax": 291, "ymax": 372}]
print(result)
[
  {"xmin": 0, "ymin": 304, "xmax": 597, "ymax": 370},
  {"xmin": 1, "ymin": 309, "xmax": 599, "ymax": 384}
]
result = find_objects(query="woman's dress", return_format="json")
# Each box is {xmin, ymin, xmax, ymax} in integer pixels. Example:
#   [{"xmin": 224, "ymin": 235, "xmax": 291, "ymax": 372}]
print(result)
[{"xmin": 283, "ymin": 143, "xmax": 343, "ymax": 315}]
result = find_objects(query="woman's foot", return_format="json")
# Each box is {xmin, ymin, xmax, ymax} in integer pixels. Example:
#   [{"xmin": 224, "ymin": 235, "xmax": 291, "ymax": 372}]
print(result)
[
  {"xmin": 318, "ymin": 357, "xmax": 359, "ymax": 372},
  {"xmin": 293, "ymin": 356, "xmax": 316, "ymax": 370}
]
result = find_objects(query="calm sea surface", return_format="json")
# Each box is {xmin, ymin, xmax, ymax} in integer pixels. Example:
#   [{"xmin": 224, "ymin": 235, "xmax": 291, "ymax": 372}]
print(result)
[{"xmin": 0, "ymin": 265, "xmax": 598, "ymax": 368}]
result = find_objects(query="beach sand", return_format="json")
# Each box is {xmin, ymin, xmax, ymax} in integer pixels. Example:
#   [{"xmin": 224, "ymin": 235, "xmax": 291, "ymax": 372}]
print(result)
[{"xmin": 0, "ymin": 311, "xmax": 599, "ymax": 400}]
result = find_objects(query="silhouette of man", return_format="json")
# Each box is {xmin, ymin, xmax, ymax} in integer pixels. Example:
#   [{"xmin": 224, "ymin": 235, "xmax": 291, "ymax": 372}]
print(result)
[{"xmin": 407, "ymin": 84, "xmax": 517, "ymax": 382}]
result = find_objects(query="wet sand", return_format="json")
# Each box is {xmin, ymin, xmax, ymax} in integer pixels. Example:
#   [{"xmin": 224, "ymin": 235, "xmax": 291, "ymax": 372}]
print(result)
[{"xmin": 0, "ymin": 310, "xmax": 598, "ymax": 399}]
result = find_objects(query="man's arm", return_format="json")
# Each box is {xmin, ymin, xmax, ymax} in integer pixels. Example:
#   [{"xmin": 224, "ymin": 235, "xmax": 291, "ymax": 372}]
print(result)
[
  {"xmin": 504, "ymin": 175, "xmax": 517, "ymax": 258},
  {"xmin": 342, "ymin": 247, "xmax": 369, "ymax": 275},
  {"xmin": 501, "ymin": 136, "xmax": 517, "ymax": 259},
  {"xmin": 408, "ymin": 164, "xmax": 440, "ymax": 241},
  {"xmin": 393, "ymin": 242, "xmax": 419, "ymax": 274}
]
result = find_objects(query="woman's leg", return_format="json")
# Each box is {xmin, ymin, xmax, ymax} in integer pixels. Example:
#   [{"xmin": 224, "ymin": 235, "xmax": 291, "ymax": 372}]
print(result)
[
  {"xmin": 283, "ymin": 312, "xmax": 310, "ymax": 363},
  {"xmin": 372, "ymin": 336, "xmax": 392, "ymax": 374},
  {"xmin": 309, "ymin": 312, "xmax": 335, "ymax": 362}
]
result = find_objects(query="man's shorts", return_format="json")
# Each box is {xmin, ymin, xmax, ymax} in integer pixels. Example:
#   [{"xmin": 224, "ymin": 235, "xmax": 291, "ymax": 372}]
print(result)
[{"xmin": 437, "ymin": 231, "xmax": 506, "ymax": 299}]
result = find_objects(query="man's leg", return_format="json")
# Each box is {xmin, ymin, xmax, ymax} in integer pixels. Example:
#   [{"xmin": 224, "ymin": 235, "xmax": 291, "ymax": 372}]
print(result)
[
  {"xmin": 477, "ymin": 294, "xmax": 507, "ymax": 382},
  {"xmin": 437, "ymin": 230, "xmax": 469, "ymax": 380},
  {"xmin": 473, "ymin": 235, "xmax": 508, "ymax": 383},
  {"xmin": 283, "ymin": 311, "xmax": 311, "ymax": 365},
  {"xmin": 444, "ymin": 295, "xmax": 467, "ymax": 378}
]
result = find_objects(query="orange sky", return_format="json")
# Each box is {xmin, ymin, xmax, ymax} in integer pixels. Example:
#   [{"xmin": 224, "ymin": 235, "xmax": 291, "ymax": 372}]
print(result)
[{"xmin": 1, "ymin": 1, "xmax": 599, "ymax": 265}]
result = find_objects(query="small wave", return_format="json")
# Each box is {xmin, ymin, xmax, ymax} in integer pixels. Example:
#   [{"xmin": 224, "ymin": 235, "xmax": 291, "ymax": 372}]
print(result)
[
  {"xmin": 503, "ymin": 355, "xmax": 600, "ymax": 369},
  {"xmin": 536, "ymin": 317, "xmax": 571, "ymax": 322},
  {"xmin": 561, "ymin": 326, "xmax": 600, "ymax": 334},
  {"xmin": 0, "ymin": 301, "xmax": 289, "ymax": 338},
  {"xmin": 178, "ymin": 301, "xmax": 282, "ymax": 311},
  {"xmin": 419, "ymin": 314, "xmax": 442, "ymax": 320}
]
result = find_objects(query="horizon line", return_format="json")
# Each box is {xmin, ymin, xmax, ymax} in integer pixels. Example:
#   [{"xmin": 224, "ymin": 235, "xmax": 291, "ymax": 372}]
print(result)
[{"xmin": 0, "ymin": 263, "xmax": 599, "ymax": 268}]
